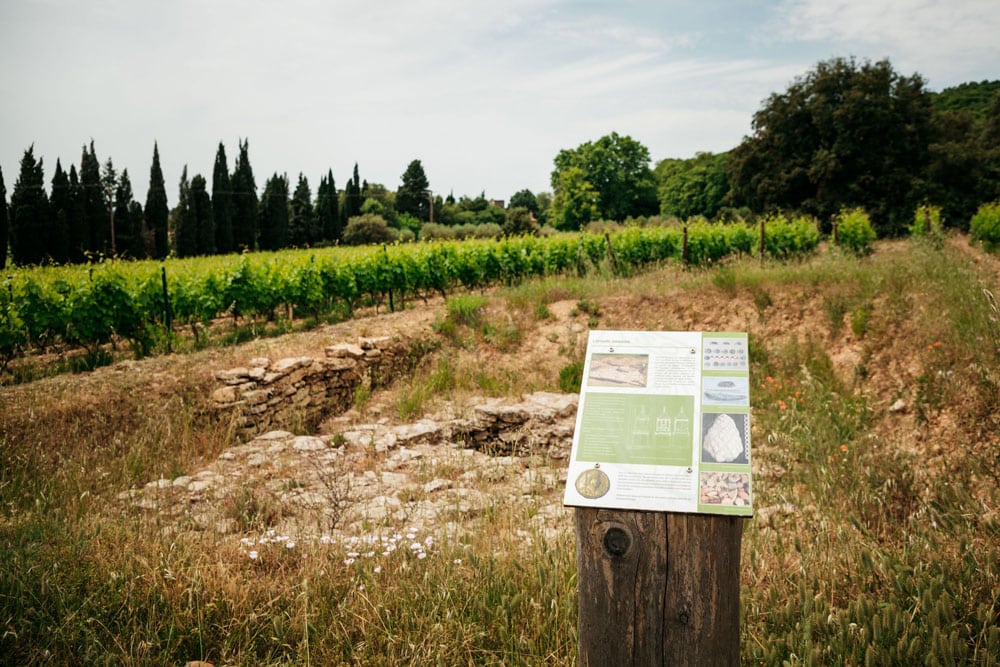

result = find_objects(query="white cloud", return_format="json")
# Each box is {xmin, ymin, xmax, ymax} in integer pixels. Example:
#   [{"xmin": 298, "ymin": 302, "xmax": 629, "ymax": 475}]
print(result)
[{"xmin": 773, "ymin": 0, "xmax": 1000, "ymax": 85}]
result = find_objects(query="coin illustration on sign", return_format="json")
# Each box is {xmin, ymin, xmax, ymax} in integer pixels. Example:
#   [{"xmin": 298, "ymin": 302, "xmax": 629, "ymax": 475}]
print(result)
[{"xmin": 575, "ymin": 467, "xmax": 611, "ymax": 499}]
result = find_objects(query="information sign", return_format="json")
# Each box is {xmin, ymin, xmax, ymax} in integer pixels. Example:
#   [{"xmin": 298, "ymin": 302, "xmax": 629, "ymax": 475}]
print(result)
[{"xmin": 563, "ymin": 330, "xmax": 752, "ymax": 516}]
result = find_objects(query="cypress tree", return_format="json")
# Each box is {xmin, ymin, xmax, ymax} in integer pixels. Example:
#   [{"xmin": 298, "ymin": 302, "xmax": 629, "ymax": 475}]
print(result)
[
  {"xmin": 288, "ymin": 173, "xmax": 316, "ymax": 246},
  {"xmin": 48, "ymin": 159, "xmax": 72, "ymax": 263},
  {"xmin": 67, "ymin": 165, "xmax": 87, "ymax": 263},
  {"xmin": 114, "ymin": 169, "xmax": 145, "ymax": 258},
  {"xmin": 212, "ymin": 142, "xmax": 235, "ymax": 254},
  {"xmin": 0, "ymin": 166, "xmax": 8, "ymax": 270},
  {"xmin": 316, "ymin": 169, "xmax": 340, "ymax": 243},
  {"xmin": 80, "ymin": 141, "xmax": 107, "ymax": 255},
  {"xmin": 341, "ymin": 163, "xmax": 363, "ymax": 225},
  {"xmin": 10, "ymin": 146, "xmax": 51, "ymax": 266},
  {"xmin": 145, "ymin": 143, "xmax": 169, "ymax": 259},
  {"xmin": 191, "ymin": 174, "xmax": 214, "ymax": 255},
  {"xmin": 231, "ymin": 139, "xmax": 258, "ymax": 250},
  {"xmin": 172, "ymin": 166, "xmax": 197, "ymax": 258},
  {"xmin": 100, "ymin": 157, "xmax": 118, "ymax": 255},
  {"xmin": 258, "ymin": 173, "xmax": 289, "ymax": 251}
]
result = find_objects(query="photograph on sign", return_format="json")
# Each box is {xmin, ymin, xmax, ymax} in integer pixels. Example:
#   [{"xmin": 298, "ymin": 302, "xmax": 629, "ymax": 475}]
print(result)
[{"xmin": 563, "ymin": 330, "xmax": 753, "ymax": 516}]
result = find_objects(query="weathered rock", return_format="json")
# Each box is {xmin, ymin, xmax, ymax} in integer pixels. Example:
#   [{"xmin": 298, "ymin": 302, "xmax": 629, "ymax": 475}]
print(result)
[
  {"xmin": 326, "ymin": 343, "xmax": 365, "ymax": 359},
  {"xmin": 215, "ymin": 368, "xmax": 250, "ymax": 384}
]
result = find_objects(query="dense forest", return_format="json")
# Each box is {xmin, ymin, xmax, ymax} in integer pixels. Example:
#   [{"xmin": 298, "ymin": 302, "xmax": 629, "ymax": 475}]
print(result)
[{"xmin": 1, "ymin": 57, "xmax": 998, "ymax": 269}]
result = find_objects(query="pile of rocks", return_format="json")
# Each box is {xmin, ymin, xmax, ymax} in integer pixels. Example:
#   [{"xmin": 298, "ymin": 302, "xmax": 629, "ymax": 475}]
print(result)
[{"xmin": 120, "ymin": 391, "xmax": 579, "ymax": 540}]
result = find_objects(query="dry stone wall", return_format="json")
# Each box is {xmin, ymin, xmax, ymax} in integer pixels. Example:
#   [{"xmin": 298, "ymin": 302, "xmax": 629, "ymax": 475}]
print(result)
[{"xmin": 210, "ymin": 335, "xmax": 432, "ymax": 439}]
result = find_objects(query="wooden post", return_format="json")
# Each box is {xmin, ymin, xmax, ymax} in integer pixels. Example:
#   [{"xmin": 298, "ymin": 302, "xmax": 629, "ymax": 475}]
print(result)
[
  {"xmin": 682, "ymin": 226, "xmax": 689, "ymax": 266},
  {"xmin": 160, "ymin": 266, "xmax": 172, "ymax": 353},
  {"xmin": 576, "ymin": 507, "xmax": 744, "ymax": 666},
  {"xmin": 758, "ymin": 218, "xmax": 765, "ymax": 265},
  {"xmin": 604, "ymin": 232, "xmax": 620, "ymax": 275}
]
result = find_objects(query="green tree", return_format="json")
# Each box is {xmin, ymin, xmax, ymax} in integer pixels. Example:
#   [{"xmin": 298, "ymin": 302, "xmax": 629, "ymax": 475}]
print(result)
[
  {"xmin": 551, "ymin": 132, "xmax": 658, "ymax": 222},
  {"xmin": 145, "ymin": 142, "xmax": 170, "ymax": 259},
  {"xmin": 315, "ymin": 169, "xmax": 340, "ymax": 243},
  {"xmin": 361, "ymin": 182, "xmax": 397, "ymax": 226},
  {"xmin": 342, "ymin": 163, "xmax": 363, "ymax": 224},
  {"xmin": 550, "ymin": 166, "xmax": 600, "ymax": 230},
  {"xmin": 231, "ymin": 139, "xmax": 258, "ymax": 250},
  {"xmin": 66, "ymin": 165, "xmax": 87, "ymax": 262},
  {"xmin": 931, "ymin": 80, "xmax": 1000, "ymax": 119},
  {"xmin": 113, "ymin": 169, "xmax": 144, "ymax": 258},
  {"xmin": 536, "ymin": 191, "xmax": 553, "ymax": 226},
  {"xmin": 396, "ymin": 159, "xmax": 430, "ymax": 221},
  {"xmin": 655, "ymin": 152, "xmax": 730, "ymax": 220},
  {"xmin": 48, "ymin": 160, "xmax": 72, "ymax": 263},
  {"xmin": 212, "ymin": 142, "xmax": 235, "ymax": 254},
  {"xmin": 258, "ymin": 173, "xmax": 289, "ymax": 251},
  {"xmin": 9, "ymin": 146, "xmax": 52, "ymax": 266},
  {"xmin": 508, "ymin": 189, "xmax": 539, "ymax": 216},
  {"xmin": 80, "ymin": 141, "xmax": 107, "ymax": 254},
  {"xmin": 100, "ymin": 157, "xmax": 118, "ymax": 254},
  {"xmin": 191, "ymin": 174, "xmax": 214, "ymax": 255},
  {"xmin": 172, "ymin": 167, "xmax": 197, "ymax": 258},
  {"xmin": 727, "ymin": 57, "xmax": 933, "ymax": 236},
  {"xmin": 288, "ymin": 173, "xmax": 317, "ymax": 246},
  {"xmin": 925, "ymin": 88, "xmax": 1000, "ymax": 227},
  {"xmin": 0, "ymin": 166, "xmax": 7, "ymax": 269},
  {"xmin": 503, "ymin": 206, "xmax": 538, "ymax": 237},
  {"xmin": 925, "ymin": 110, "xmax": 988, "ymax": 229}
]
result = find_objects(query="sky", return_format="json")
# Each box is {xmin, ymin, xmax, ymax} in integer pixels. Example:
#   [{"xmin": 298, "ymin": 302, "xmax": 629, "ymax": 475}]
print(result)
[{"xmin": 1, "ymin": 0, "xmax": 998, "ymax": 205}]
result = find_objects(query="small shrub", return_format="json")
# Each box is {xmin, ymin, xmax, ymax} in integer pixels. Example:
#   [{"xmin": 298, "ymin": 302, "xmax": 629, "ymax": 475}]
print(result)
[
  {"xmin": 835, "ymin": 208, "xmax": 876, "ymax": 255},
  {"xmin": 576, "ymin": 299, "xmax": 600, "ymax": 317},
  {"xmin": 910, "ymin": 204, "xmax": 944, "ymax": 239},
  {"xmin": 419, "ymin": 222, "xmax": 456, "ymax": 241},
  {"xmin": 342, "ymin": 214, "xmax": 398, "ymax": 246},
  {"xmin": 970, "ymin": 201, "xmax": 1000, "ymax": 251}
]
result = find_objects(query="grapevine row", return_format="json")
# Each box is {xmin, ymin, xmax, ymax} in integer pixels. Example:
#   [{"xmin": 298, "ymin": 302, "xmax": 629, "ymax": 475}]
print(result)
[{"xmin": 0, "ymin": 218, "xmax": 820, "ymax": 370}]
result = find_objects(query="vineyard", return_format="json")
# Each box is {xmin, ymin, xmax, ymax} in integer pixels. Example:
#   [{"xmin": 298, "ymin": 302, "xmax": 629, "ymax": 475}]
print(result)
[{"xmin": 0, "ymin": 217, "xmax": 823, "ymax": 374}]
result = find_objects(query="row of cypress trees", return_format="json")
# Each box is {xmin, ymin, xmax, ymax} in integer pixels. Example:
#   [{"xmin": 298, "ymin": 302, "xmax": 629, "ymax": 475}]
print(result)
[{"xmin": 0, "ymin": 140, "xmax": 367, "ymax": 268}]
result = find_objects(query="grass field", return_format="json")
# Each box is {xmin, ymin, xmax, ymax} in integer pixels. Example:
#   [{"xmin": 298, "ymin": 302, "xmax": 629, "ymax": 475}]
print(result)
[{"xmin": 1, "ymin": 236, "xmax": 998, "ymax": 665}]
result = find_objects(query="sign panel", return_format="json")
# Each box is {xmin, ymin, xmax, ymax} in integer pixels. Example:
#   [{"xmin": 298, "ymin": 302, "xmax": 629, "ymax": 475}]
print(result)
[{"xmin": 563, "ymin": 330, "xmax": 753, "ymax": 516}]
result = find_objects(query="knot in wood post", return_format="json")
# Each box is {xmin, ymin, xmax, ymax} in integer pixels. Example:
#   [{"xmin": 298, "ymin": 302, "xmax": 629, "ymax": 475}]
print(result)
[{"xmin": 601, "ymin": 524, "xmax": 631, "ymax": 558}]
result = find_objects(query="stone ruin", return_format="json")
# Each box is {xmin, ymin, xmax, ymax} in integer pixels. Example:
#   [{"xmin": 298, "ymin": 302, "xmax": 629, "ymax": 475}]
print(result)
[
  {"xmin": 118, "ymin": 334, "xmax": 584, "ymax": 538},
  {"xmin": 210, "ymin": 335, "xmax": 432, "ymax": 439}
]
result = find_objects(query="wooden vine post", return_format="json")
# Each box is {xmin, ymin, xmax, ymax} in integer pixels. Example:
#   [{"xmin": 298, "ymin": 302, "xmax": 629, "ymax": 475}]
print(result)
[{"xmin": 575, "ymin": 508, "xmax": 744, "ymax": 665}]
